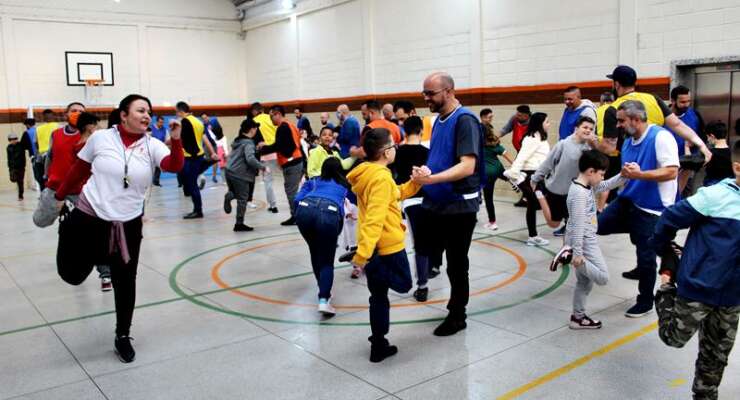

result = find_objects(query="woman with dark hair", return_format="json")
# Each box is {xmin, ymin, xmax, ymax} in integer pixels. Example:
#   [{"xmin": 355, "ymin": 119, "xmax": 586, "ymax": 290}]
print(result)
[
  {"xmin": 293, "ymin": 157, "xmax": 351, "ymax": 317},
  {"xmin": 107, "ymin": 108, "xmax": 121, "ymax": 129},
  {"xmin": 481, "ymin": 122, "xmax": 513, "ymax": 231},
  {"xmin": 53, "ymin": 94, "xmax": 184, "ymax": 363},
  {"xmin": 503, "ymin": 112, "xmax": 551, "ymax": 246}
]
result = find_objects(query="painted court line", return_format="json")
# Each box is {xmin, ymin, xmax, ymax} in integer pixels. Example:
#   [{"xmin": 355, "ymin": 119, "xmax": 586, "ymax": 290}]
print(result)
[{"xmin": 496, "ymin": 321, "xmax": 658, "ymax": 399}]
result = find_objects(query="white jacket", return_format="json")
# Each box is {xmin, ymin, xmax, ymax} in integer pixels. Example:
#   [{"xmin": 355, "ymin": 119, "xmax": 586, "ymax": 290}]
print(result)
[{"xmin": 508, "ymin": 132, "xmax": 550, "ymax": 179}]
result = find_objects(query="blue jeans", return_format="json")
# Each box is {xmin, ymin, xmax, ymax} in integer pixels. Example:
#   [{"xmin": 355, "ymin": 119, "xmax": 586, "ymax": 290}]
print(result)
[
  {"xmin": 597, "ymin": 197, "xmax": 659, "ymax": 305},
  {"xmin": 364, "ymin": 250, "xmax": 412, "ymax": 345},
  {"xmin": 180, "ymin": 156, "xmax": 204, "ymax": 213},
  {"xmin": 295, "ymin": 197, "xmax": 343, "ymax": 300}
]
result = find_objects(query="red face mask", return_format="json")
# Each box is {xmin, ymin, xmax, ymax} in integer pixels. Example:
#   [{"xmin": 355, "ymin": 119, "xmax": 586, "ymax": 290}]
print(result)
[{"xmin": 67, "ymin": 111, "xmax": 81, "ymax": 129}]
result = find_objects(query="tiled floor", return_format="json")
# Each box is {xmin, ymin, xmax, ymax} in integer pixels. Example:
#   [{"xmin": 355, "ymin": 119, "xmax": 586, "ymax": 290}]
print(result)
[{"xmin": 1, "ymin": 173, "xmax": 737, "ymax": 400}]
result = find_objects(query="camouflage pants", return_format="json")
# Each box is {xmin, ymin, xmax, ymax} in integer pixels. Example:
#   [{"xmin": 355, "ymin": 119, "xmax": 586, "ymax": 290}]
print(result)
[{"xmin": 655, "ymin": 286, "xmax": 740, "ymax": 400}]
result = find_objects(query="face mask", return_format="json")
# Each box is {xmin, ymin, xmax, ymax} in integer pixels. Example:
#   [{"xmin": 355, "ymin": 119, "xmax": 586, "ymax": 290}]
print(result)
[{"xmin": 67, "ymin": 111, "xmax": 81, "ymax": 129}]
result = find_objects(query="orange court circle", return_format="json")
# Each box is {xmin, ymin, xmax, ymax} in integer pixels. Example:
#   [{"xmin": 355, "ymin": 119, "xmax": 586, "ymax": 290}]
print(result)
[{"xmin": 210, "ymin": 238, "xmax": 527, "ymax": 310}]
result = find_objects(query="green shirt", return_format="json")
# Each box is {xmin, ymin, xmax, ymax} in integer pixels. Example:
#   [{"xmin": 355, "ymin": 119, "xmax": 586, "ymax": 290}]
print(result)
[{"xmin": 484, "ymin": 144, "xmax": 506, "ymax": 178}]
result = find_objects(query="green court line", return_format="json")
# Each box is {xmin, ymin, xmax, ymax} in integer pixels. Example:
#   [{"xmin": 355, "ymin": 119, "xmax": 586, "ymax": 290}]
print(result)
[{"xmin": 0, "ymin": 224, "xmax": 556, "ymax": 336}]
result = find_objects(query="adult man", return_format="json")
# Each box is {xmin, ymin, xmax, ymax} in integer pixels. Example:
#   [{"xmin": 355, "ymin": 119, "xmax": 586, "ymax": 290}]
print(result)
[
  {"xmin": 499, "ymin": 105, "xmax": 531, "ymax": 152},
  {"xmin": 365, "ymin": 100, "xmax": 401, "ymax": 144},
  {"xmin": 382, "ymin": 103, "xmax": 397, "ymax": 124},
  {"xmin": 394, "ymin": 100, "xmax": 435, "ymax": 146},
  {"xmin": 294, "ymin": 106, "xmax": 313, "ymax": 138},
  {"xmin": 669, "ymin": 85, "xmax": 705, "ymax": 156},
  {"xmin": 412, "ymin": 72, "xmax": 483, "ymax": 336},
  {"xmin": 45, "ymin": 102, "xmax": 86, "ymax": 192},
  {"xmin": 480, "ymin": 108, "xmax": 493, "ymax": 126},
  {"xmin": 559, "ymin": 86, "xmax": 597, "ymax": 140},
  {"xmin": 597, "ymin": 100, "xmax": 680, "ymax": 317},
  {"xmin": 251, "ymin": 102, "xmax": 279, "ymax": 213},
  {"xmin": 259, "ymin": 105, "xmax": 304, "ymax": 226},
  {"xmin": 595, "ymin": 92, "xmax": 619, "ymax": 211},
  {"xmin": 151, "ymin": 116, "xmax": 167, "ymax": 186},
  {"xmin": 336, "ymin": 104, "xmax": 361, "ymax": 158},
  {"xmin": 319, "ymin": 112, "xmax": 334, "ymax": 130},
  {"xmin": 176, "ymin": 101, "xmax": 218, "ymax": 219},
  {"xmin": 34, "ymin": 109, "xmax": 60, "ymax": 189}
]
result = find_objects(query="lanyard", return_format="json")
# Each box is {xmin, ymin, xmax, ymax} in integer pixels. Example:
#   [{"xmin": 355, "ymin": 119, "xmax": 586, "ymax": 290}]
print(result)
[{"xmin": 117, "ymin": 130, "xmax": 144, "ymax": 189}]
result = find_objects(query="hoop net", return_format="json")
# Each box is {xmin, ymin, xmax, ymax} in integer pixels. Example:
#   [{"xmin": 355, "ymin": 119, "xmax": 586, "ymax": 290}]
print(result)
[{"xmin": 84, "ymin": 79, "xmax": 104, "ymax": 106}]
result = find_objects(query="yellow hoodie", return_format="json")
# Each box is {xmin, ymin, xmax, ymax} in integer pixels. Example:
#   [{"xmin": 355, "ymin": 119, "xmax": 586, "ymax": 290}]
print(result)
[{"xmin": 347, "ymin": 162, "xmax": 421, "ymax": 266}]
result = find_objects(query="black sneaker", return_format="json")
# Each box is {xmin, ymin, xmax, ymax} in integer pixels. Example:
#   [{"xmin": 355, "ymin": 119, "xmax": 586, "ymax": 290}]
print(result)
[
  {"xmin": 280, "ymin": 217, "xmax": 296, "ymax": 226},
  {"xmin": 267, "ymin": 207, "xmax": 279, "ymax": 214},
  {"xmin": 338, "ymin": 249, "xmax": 357, "ymax": 263},
  {"xmin": 622, "ymin": 267, "xmax": 640, "ymax": 280},
  {"xmin": 370, "ymin": 344, "xmax": 398, "ymax": 363},
  {"xmin": 625, "ymin": 302, "xmax": 653, "ymax": 318},
  {"xmin": 658, "ymin": 241, "xmax": 683, "ymax": 284},
  {"xmin": 433, "ymin": 317, "xmax": 467, "ymax": 336},
  {"xmin": 233, "ymin": 223, "xmax": 254, "ymax": 232},
  {"xmin": 429, "ymin": 267, "xmax": 441, "ymax": 279},
  {"xmin": 553, "ymin": 225, "xmax": 566, "ymax": 237},
  {"xmin": 198, "ymin": 177, "xmax": 206, "ymax": 190},
  {"xmin": 549, "ymin": 246, "xmax": 573, "ymax": 272},
  {"xmin": 513, "ymin": 197, "xmax": 528, "ymax": 208},
  {"xmin": 569, "ymin": 314, "xmax": 602, "ymax": 330},
  {"xmin": 183, "ymin": 211, "xmax": 204, "ymax": 219},
  {"xmin": 223, "ymin": 192, "xmax": 234, "ymax": 214},
  {"xmin": 679, "ymin": 153, "xmax": 705, "ymax": 172},
  {"xmin": 413, "ymin": 287, "xmax": 429, "ymax": 302},
  {"xmin": 114, "ymin": 335, "xmax": 135, "ymax": 363}
]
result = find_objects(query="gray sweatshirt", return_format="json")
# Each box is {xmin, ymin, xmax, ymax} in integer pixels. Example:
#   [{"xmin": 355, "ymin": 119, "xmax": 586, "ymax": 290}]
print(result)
[
  {"xmin": 531, "ymin": 135, "xmax": 592, "ymax": 195},
  {"xmin": 226, "ymin": 136, "xmax": 264, "ymax": 182}
]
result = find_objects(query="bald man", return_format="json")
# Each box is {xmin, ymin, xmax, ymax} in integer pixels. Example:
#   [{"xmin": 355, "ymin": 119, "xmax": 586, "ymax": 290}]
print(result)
[
  {"xmin": 320, "ymin": 112, "xmax": 335, "ymax": 130},
  {"xmin": 559, "ymin": 86, "xmax": 596, "ymax": 140},
  {"xmin": 336, "ymin": 104, "xmax": 360, "ymax": 158},
  {"xmin": 382, "ymin": 103, "xmax": 397, "ymax": 123},
  {"xmin": 412, "ymin": 72, "xmax": 484, "ymax": 336}
]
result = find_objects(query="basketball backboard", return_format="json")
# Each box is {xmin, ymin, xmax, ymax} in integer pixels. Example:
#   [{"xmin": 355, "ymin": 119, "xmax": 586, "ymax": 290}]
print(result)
[{"xmin": 65, "ymin": 51, "xmax": 114, "ymax": 86}]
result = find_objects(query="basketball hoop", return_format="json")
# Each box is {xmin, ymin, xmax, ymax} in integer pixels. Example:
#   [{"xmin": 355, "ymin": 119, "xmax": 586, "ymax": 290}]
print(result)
[{"xmin": 84, "ymin": 79, "xmax": 104, "ymax": 106}]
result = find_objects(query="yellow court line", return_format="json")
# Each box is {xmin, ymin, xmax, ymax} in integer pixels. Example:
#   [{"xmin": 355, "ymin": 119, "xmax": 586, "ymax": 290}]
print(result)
[{"xmin": 497, "ymin": 321, "xmax": 658, "ymax": 400}]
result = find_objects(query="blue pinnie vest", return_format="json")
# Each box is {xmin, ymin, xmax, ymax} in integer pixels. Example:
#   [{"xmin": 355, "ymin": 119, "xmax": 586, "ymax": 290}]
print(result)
[
  {"xmin": 559, "ymin": 104, "xmax": 594, "ymax": 140},
  {"xmin": 619, "ymin": 125, "xmax": 669, "ymax": 213},
  {"xmin": 425, "ymin": 106, "xmax": 485, "ymax": 204},
  {"xmin": 668, "ymin": 108, "xmax": 700, "ymax": 154}
]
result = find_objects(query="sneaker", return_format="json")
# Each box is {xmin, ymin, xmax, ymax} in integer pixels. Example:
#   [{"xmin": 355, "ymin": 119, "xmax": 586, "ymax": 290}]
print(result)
[
  {"xmin": 413, "ymin": 287, "xmax": 429, "ymax": 302},
  {"xmin": 625, "ymin": 302, "xmax": 653, "ymax": 318},
  {"xmin": 658, "ymin": 241, "xmax": 683, "ymax": 284},
  {"xmin": 622, "ymin": 267, "xmax": 640, "ymax": 280},
  {"xmin": 247, "ymin": 202, "xmax": 258, "ymax": 209},
  {"xmin": 101, "ymin": 277, "xmax": 112, "ymax": 292},
  {"xmin": 280, "ymin": 217, "xmax": 296, "ymax": 226},
  {"xmin": 429, "ymin": 266, "xmax": 441, "ymax": 279},
  {"xmin": 233, "ymin": 223, "xmax": 254, "ymax": 232},
  {"xmin": 484, "ymin": 221, "xmax": 499, "ymax": 231},
  {"xmin": 569, "ymin": 314, "xmax": 602, "ymax": 330},
  {"xmin": 223, "ymin": 192, "xmax": 234, "ymax": 214},
  {"xmin": 370, "ymin": 344, "xmax": 398, "ymax": 363},
  {"xmin": 502, "ymin": 170, "xmax": 524, "ymax": 192},
  {"xmin": 433, "ymin": 317, "xmax": 467, "ymax": 336},
  {"xmin": 318, "ymin": 299, "xmax": 336, "ymax": 317},
  {"xmin": 267, "ymin": 207, "xmax": 279, "ymax": 213},
  {"xmin": 679, "ymin": 153, "xmax": 705, "ymax": 172},
  {"xmin": 513, "ymin": 197, "xmax": 528, "ymax": 208},
  {"xmin": 553, "ymin": 225, "xmax": 566, "ymax": 237},
  {"xmin": 198, "ymin": 176, "xmax": 206, "ymax": 190},
  {"xmin": 114, "ymin": 335, "xmax": 135, "ymax": 363},
  {"xmin": 526, "ymin": 236, "xmax": 549, "ymax": 247},
  {"xmin": 350, "ymin": 267, "xmax": 362, "ymax": 279},
  {"xmin": 183, "ymin": 211, "xmax": 204, "ymax": 219},
  {"xmin": 549, "ymin": 246, "xmax": 573, "ymax": 272}
]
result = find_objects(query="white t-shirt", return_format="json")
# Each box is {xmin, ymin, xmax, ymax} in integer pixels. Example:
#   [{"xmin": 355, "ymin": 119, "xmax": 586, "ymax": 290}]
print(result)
[
  {"xmin": 630, "ymin": 125, "xmax": 680, "ymax": 215},
  {"xmin": 77, "ymin": 127, "xmax": 170, "ymax": 221}
]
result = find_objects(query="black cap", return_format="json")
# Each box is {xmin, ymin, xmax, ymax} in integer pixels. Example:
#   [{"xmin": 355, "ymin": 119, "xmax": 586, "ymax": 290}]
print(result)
[
  {"xmin": 606, "ymin": 65, "xmax": 637, "ymax": 86},
  {"xmin": 240, "ymin": 118, "xmax": 260, "ymax": 132}
]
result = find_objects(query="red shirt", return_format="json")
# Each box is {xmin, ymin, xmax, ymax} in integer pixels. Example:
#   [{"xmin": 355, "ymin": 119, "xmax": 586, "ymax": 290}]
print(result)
[{"xmin": 46, "ymin": 127, "xmax": 83, "ymax": 193}]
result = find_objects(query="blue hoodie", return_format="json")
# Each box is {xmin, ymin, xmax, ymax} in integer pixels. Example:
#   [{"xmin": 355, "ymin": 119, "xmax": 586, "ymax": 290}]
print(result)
[
  {"xmin": 650, "ymin": 178, "xmax": 740, "ymax": 307},
  {"xmin": 294, "ymin": 177, "xmax": 348, "ymax": 218}
]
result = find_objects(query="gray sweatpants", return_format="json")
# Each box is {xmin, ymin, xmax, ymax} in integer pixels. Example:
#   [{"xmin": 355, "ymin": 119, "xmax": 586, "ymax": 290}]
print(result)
[
  {"xmin": 572, "ymin": 237, "xmax": 609, "ymax": 318},
  {"xmin": 261, "ymin": 158, "xmax": 278, "ymax": 208},
  {"xmin": 282, "ymin": 162, "xmax": 304, "ymax": 217}
]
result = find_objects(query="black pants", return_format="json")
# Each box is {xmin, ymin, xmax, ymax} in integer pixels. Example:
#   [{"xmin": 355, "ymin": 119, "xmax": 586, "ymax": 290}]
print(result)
[
  {"xmin": 10, "ymin": 168, "xmax": 24, "ymax": 199},
  {"xmin": 483, "ymin": 170, "xmax": 505, "ymax": 223},
  {"xmin": 517, "ymin": 170, "xmax": 540, "ymax": 237},
  {"xmin": 425, "ymin": 210, "xmax": 477, "ymax": 320},
  {"xmin": 57, "ymin": 208, "xmax": 143, "ymax": 336},
  {"xmin": 32, "ymin": 159, "xmax": 45, "ymax": 189}
]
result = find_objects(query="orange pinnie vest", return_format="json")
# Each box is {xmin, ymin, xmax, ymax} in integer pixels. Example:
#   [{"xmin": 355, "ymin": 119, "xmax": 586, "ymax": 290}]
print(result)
[{"xmin": 277, "ymin": 122, "xmax": 304, "ymax": 167}]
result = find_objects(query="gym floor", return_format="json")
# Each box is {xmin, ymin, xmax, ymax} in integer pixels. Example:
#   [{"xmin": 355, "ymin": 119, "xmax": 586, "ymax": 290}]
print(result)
[{"xmin": 1, "ymin": 173, "xmax": 738, "ymax": 400}]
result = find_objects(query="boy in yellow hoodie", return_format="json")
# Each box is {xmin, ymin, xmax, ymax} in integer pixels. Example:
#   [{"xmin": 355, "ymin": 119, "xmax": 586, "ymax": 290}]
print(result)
[{"xmin": 347, "ymin": 128, "xmax": 426, "ymax": 363}]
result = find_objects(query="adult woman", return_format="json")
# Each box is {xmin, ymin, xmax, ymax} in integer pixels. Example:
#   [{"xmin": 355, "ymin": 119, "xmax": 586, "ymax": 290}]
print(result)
[
  {"xmin": 294, "ymin": 157, "xmax": 350, "ymax": 316},
  {"xmin": 54, "ymin": 94, "xmax": 184, "ymax": 363},
  {"xmin": 503, "ymin": 112, "xmax": 551, "ymax": 246},
  {"xmin": 482, "ymin": 122, "xmax": 513, "ymax": 231}
]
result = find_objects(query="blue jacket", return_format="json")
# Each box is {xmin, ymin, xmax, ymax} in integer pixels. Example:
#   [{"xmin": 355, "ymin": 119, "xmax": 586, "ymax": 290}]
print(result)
[
  {"xmin": 294, "ymin": 177, "xmax": 348, "ymax": 218},
  {"xmin": 337, "ymin": 116, "xmax": 360, "ymax": 158},
  {"xmin": 650, "ymin": 178, "xmax": 740, "ymax": 307}
]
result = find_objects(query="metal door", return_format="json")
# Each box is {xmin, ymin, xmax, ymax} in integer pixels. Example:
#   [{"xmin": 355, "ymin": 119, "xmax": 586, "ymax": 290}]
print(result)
[
  {"xmin": 731, "ymin": 71, "xmax": 740, "ymax": 139},
  {"xmin": 694, "ymin": 72, "xmax": 731, "ymax": 128}
]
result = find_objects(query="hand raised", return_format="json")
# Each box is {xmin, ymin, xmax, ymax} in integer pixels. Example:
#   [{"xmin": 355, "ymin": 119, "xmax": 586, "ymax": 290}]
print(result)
[{"xmin": 168, "ymin": 119, "xmax": 182, "ymax": 140}]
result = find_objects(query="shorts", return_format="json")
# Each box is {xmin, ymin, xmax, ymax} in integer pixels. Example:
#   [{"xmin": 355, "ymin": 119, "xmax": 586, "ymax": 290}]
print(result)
[{"xmin": 542, "ymin": 185, "xmax": 568, "ymax": 222}]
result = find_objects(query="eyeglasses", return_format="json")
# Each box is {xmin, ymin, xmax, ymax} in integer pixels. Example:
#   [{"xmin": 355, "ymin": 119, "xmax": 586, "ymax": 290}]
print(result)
[
  {"xmin": 382, "ymin": 143, "xmax": 398, "ymax": 152},
  {"xmin": 421, "ymin": 88, "xmax": 447, "ymax": 97}
]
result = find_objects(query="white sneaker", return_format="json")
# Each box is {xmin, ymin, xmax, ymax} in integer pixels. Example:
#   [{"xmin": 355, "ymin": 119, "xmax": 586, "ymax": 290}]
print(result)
[
  {"xmin": 318, "ymin": 299, "xmax": 336, "ymax": 316},
  {"xmin": 502, "ymin": 170, "xmax": 525, "ymax": 192},
  {"xmin": 527, "ymin": 236, "xmax": 549, "ymax": 247},
  {"xmin": 247, "ymin": 202, "xmax": 258, "ymax": 209},
  {"xmin": 484, "ymin": 222, "xmax": 499, "ymax": 231}
]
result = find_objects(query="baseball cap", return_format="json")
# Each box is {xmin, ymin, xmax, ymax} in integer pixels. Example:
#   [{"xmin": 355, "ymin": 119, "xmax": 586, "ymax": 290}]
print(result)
[
  {"xmin": 7, "ymin": 132, "xmax": 18, "ymax": 140},
  {"xmin": 607, "ymin": 65, "xmax": 637, "ymax": 86}
]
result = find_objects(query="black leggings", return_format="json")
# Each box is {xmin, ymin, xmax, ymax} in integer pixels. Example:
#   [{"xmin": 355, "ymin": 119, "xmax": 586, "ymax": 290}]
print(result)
[
  {"xmin": 57, "ymin": 208, "xmax": 143, "ymax": 336},
  {"xmin": 482, "ymin": 170, "xmax": 505, "ymax": 223},
  {"xmin": 517, "ymin": 170, "xmax": 539, "ymax": 237}
]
